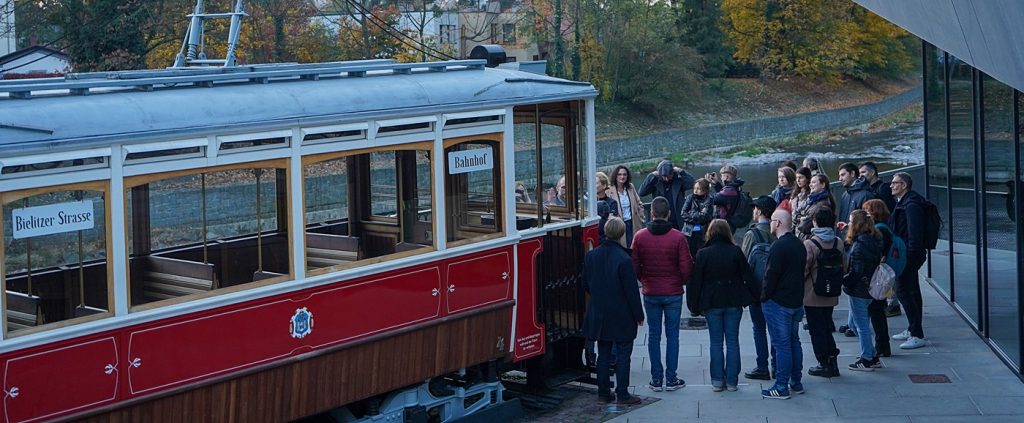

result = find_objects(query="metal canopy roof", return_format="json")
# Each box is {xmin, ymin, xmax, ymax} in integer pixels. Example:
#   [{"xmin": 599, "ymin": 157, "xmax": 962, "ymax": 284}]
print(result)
[{"xmin": 0, "ymin": 59, "xmax": 597, "ymax": 155}]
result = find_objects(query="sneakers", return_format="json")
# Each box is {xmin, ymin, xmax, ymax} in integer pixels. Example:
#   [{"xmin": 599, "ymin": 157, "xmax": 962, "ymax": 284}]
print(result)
[
  {"xmin": 761, "ymin": 386, "xmax": 791, "ymax": 400},
  {"xmin": 744, "ymin": 368, "xmax": 771, "ymax": 380},
  {"xmin": 648, "ymin": 379, "xmax": 663, "ymax": 392},
  {"xmin": 849, "ymin": 358, "xmax": 878, "ymax": 371},
  {"xmin": 892, "ymin": 329, "xmax": 911, "ymax": 340},
  {"xmin": 838, "ymin": 325, "xmax": 851, "ymax": 333},
  {"xmin": 789, "ymin": 383, "xmax": 805, "ymax": 394},
  {"xmin": 664, "ymin": 379, "xmax": 686, "ymax": 391},
  {"xmin": 711, "ymin": 384, "xmax": 724, "ymax": 392},
  {"xmin": 885, "ymin": 303, "xmax": 902, "ymax": 317},
  {"xmin": 844, "ymin": 328, "xmax": 857, "ymax": 337},
  {"xmin": 616, "ymin": 395, "xmax": 642, "ymax": 406},
  {"xmin": 726, "ymin": 385, "xmax": 738, "ymax": 392},
  {"xmin": 900, "ymin": 336, "xmax": 927, "ymax": 349}
]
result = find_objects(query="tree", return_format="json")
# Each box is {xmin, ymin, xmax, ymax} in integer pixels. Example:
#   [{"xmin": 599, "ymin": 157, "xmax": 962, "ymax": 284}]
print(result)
[
  {"xmin": 674, "ymin": 0, "xmax": 732, "ymax": 78},
  {"xmin": 58, "ymin": 0, "xmax": 150, "ymax": 71}
]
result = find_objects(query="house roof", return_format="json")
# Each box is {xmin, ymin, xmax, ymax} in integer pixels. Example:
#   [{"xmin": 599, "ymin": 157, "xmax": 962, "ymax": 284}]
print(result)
[{"xmin": 0, "ymin": 45, "xmax": 69, "ymax": 67}]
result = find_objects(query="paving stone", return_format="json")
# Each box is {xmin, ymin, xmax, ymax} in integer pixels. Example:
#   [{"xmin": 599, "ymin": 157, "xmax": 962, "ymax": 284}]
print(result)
[
  {"xmin": 697, "ymin": 398, "xmax": 839, "ymax": 418},
  {"xmin": 970, "ymin": 395, "xmax": 1024, "ymax": 415},
  {"xmin": 833, "ymin": 396, "xmax": 980, "ymax": 417}
]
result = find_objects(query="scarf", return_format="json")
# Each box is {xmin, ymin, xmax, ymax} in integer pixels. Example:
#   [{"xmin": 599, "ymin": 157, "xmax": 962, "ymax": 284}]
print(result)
[
  {"xmin": 807, "ymin": 190, "xmax": 830, "ymax": 206},
  {"xmin": 811, "ymin": 227, "xmax": 836, "ymax": 243}
]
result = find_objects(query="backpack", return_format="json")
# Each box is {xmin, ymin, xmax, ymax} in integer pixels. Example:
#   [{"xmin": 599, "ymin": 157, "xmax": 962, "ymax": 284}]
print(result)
[
  {"xmin": 729, "ymin": 190, "xmax": 754, "ymax": 229},
  {"xmin": 809, "ymin": 239, "xmax": 843, "ymax": 297},
  {"xmin": 923, "ymin": 199, "xmax": 942, "ymax": 250},
  {"xmin": 877, "ymin": 223, "xmax": 908, "ymax": 278},
  {"xmin": 746, "ymin": 228, "xmax": 771, "ymax": 299},
  {"xmin": 870, "ymin": 262, "xmax": 896, "ymax": 300}
]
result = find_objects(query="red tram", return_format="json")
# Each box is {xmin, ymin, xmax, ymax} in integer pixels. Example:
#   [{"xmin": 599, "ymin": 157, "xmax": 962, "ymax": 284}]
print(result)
[{"xmin": 0, "ymin": 57, "xmax": 599, "ymax": 422}]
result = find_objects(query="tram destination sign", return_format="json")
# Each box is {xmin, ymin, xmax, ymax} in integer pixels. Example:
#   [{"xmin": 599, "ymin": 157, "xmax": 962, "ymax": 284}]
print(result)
[
  {"xmin": 12, "ymin": 200, "xmax": 95, "ymax": 239},
  {"xmin": 448, "ymin": 148, "xmax": 493, "ymax": 174}
]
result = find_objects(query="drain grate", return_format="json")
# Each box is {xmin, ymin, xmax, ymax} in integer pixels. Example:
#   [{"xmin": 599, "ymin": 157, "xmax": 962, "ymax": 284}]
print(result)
[{"xmin": 908, "ymin": 374, "xmax": 952, "ymax": 383}]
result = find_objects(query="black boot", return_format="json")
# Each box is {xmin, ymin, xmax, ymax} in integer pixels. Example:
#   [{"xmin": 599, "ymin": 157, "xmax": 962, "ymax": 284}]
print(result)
[
  {"xmin": 827, "ymin": 356, "xmax": 841, "ymax": 377},
  {"xmin": 808, "ymin": 356, "xmax": 830, "ymax": 377}
]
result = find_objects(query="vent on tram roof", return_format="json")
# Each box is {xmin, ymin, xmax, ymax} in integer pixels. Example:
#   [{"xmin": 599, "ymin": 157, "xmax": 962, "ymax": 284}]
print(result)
[
  {"xmin": 217, "ymin": 131, "xmax": 292, "ymax": 153},
  {"xmin": 124, "ymin": 139, "xmax": 208, "ymax": 163},
  {"xmin": 303, "ymin": 129, "xmax": 363, "ymax": 143},
  {"xmin": 0, "ymin": 148, "xmax": 111, "ymax": 178},
  {"xmin": 374, "ymin": 117, "xmax": 437, "ymax": 138},
  {"xmin": 443, "ymin": 109, "xmax": 505, "ymax": 129}
]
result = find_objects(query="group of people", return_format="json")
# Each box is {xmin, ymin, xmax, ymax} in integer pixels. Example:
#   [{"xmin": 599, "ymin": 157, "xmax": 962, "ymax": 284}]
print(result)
[{"xmin": 583, "ymin": 157, "xmax": 930, "ymax": 404}]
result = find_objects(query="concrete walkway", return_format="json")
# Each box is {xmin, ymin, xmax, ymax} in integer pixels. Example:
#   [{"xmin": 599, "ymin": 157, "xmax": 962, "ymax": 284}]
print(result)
[{"xmin": 606, "ymin": 278, "xmax": 1024, "ymax": 422}]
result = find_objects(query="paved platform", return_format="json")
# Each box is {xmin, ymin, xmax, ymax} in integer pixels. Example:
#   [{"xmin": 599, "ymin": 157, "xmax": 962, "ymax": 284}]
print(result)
[{"xmin": 603, "ymin": 279, "xmax": 1024, "ymax": 422}]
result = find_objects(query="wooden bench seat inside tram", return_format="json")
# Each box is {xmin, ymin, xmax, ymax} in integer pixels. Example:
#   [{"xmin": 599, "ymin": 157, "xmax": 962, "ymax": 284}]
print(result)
[
  {"xmin": 5, "ymin": 291, "xmax": 42, "ymax": 331},
  {"xmin": 306, "ymin": 233, "xmax": 361, "ymax": 268},
  {"xmin": 138, "ymin": 256, "xmax": 217, "ymax": 303}
]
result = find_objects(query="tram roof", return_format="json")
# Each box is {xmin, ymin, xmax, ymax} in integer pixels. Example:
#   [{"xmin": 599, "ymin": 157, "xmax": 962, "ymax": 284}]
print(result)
[{"xmin": 0, "ymin": 60, "xmax": 597, "ymax": 155}]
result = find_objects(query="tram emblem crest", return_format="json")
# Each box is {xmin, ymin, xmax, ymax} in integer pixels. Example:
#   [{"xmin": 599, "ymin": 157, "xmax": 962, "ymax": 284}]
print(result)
[{"xmin": 290, "ymin": 307, "xmax": 314, "ymax": 339}]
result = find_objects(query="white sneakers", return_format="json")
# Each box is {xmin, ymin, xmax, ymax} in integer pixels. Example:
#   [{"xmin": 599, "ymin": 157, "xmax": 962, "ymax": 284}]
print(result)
[
  {"xmin": 900, "ymin": 336, "xmax": 927, "ymax": 349},
  {"xmin": 892, "ymin": 330, "xmax": 911, "ymax": 341}
]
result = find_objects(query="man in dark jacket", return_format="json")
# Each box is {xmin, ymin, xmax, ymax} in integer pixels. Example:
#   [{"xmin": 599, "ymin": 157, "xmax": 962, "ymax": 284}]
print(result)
[
  {"xmin": 583, "ymin": 217, "xmax": 645, "ymax": 405},
  {"xmin": 761, "ymin": 209, "xmax": 807, "ymax": 399},
  {"xmin": 712, "ymin": 164, "xmax": 746, "ymax": 231},
  {"xmin": 631, "ymin": 197, "xmax": 694, "ymax": 392},
  {"xmin": 837, "ymin": 162, "xmax": 875, "ymax": 237},
  {"xmin": 638, "ymin": 160, "xmax": 695, "ymax": 230},
  {"xmin": 889, "ymin": 172, "xmax": 928, "ymax": 349},
  {"xmin": 741, "ymin": 196, "xmax": 776, "ymax": 380}
]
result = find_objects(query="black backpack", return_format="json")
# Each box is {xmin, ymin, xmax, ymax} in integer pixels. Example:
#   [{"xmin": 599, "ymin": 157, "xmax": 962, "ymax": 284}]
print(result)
[
  {"xmin": 729, "ymin": 190, "xmax": 754, "ymax": 229},
  {"xmin": 810, "ymin": 239, "xmax": 843, "ymax": 297},
  {"xmin": 746, "ymin": 228, "xmax": 771, "ymax": 300},
  {"xmin": 923, "ymin": 199, "xmax": 942, "ymax": 250}
]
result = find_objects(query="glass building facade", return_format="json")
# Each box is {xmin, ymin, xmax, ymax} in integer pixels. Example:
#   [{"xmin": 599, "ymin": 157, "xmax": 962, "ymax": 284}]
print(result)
[{"xmin": 924, "ymin": 41, "xmax": 1023, "ymax": 374}]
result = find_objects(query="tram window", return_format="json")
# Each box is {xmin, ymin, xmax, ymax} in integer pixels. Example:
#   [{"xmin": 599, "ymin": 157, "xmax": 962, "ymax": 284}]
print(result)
[
  {"xmin": 445, "ymin": 139, "xmax": 502, "ymax": 244},
  {"xmin": 126, "ymin": 163, "xmax": 290, "ymax": 308},
  {"xmin": 2, "ymin": 186, "xmax": 110, "ymax": 335},
  {"xmin": 378, "ymin": 122, "xmax": 432, "ymax": 135},
  {"xmin": 303, "ymin": 130, "xmax": 364, "ymax": 143},
  {"xmin": 445, "ymin": 115, "xmax": 501, "ymax": 127},
  {"xmin": 512, "ymin": 101, "xmax": 583, "ymax": 228},
  {"xmin": 303, "ymin": 147, "xmax": 433, "ymax": 273}
]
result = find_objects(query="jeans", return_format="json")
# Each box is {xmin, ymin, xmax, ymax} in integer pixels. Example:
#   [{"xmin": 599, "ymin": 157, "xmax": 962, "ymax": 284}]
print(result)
[
  {"xmin": 705, "ymin": 307, "xmax": 743, "ymax": 387},
  {"xmin": 748, "ymin": 301, "xmax": 772, "ymax": 371},
  {"xmin": 644, "ymin": 295, "xmax": 683, "ymax": 382},
  {"xmin": 868, "ymin": 299, "xmax": 890, "ymax": 355},
  {"xmin": 624, "ymin": 219, "xmax": 635, "ymax": 247},
  {"xmin": 597, "ymin": 340, "xmax": 634, "ymax": 399},
  {"xmin": 804, "ymin": 306, "xmax": 838, "ymax": 362},
  {"xmin": 763, "ymin": 300, "xmax": 804, "ymax": 388},
  {"xmin": 896, "ymin": 263, "xmax": 925, "ymax": 338},
  {"xmin": 848, "ymin": 296, "xmax": 876, "ymax": 360}
]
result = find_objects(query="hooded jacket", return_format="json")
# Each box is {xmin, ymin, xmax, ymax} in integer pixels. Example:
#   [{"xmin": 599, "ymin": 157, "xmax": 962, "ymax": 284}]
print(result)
[
  {"xmin": 713, "ymin": 179, "xmax": 746, "ymax": 226},
  {"xmin": 630, "ymin": 219, "xmax": 694, "ymax": 296},
  {"xmin": 838, "ymin": 176, "xmax": 876, "ymax": 225},
  {"xmin": 582, "ymin": 241, "xmax": 645, "ymax": 342},
  {"xmin": 890, "ymin": 189, "xmax": 928, "ymax": 268},
  {"xmin": 843, "ymin": 233, "xmax": 883, "ymax": 299}
]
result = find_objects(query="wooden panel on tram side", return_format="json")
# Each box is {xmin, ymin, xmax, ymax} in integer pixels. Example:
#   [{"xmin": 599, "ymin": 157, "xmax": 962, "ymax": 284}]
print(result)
[
  {"xmin": 79, "ymin": 306, "xmax": 512, "ymax": 423},
  {"xmin": 444, "ymin": 248, "xmax": 512, "ymax": 314},
  {"xmin": 125, "ymin": 265, "xmax": 443, "ymax": 396},
  {"xmin": 2, "ymin": 336, "xmax": 119, "ymax": 423}
]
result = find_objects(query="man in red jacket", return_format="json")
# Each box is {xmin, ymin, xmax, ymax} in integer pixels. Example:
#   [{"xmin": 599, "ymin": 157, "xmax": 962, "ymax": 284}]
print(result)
[{"xmin": 631, "ymin": 196, "xmax": 694, "ymax": 392}]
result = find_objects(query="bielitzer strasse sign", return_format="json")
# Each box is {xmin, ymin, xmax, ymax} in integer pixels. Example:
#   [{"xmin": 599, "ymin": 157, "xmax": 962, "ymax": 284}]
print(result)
[
  {"xmin": 447, "ymin": 148, "xmax": 493, "ymax": 174},
  {"xmin": 12, "ymin": 200, "xmax": 95, "ymax": 239}
]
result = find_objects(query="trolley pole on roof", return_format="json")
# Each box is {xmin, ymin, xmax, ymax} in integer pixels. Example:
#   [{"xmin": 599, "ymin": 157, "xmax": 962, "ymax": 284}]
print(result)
[{"xmin": 172, "ymin": 0, "xmax": 248, "ymax": 68}]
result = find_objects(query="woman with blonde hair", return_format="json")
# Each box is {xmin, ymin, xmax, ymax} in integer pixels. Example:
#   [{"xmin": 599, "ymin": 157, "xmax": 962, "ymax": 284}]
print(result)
[
  {"xmin": 773, "ymin": 167, "xmax": 797, "ymax": 212},
  {"xmin": 595, "ymin": 171, "xmax": 619, "ymax": 242},
  {"xmin": 843, "ymin": 210, "xmax": 884, "ymax": 371},
  {"xmin": 688, "ymin": 219, "xmax": 757, "ymax": 392}
]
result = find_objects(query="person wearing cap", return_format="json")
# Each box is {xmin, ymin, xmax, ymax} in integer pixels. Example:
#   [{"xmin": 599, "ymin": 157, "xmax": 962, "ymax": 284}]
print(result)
[
  {"xmin": 711, "ymin": 164, "xmax": 747, "ymax": 231},
  {"xmin": 740, "ymin": 195, "xmax": 776, "ymax": 381},
  {"xmin": 638, "ymin": 159, "xmax": 696, "ymax": 230}
]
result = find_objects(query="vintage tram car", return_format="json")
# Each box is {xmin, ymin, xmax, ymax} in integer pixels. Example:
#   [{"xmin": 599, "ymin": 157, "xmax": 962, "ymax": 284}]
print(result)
[{"xmin": 0, "ymin": 58, "xmax": 599, "ymax": 422}]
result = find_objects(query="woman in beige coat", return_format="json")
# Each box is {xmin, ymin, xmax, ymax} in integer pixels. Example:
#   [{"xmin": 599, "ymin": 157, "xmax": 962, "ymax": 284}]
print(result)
[
  {"xmin": 803, "ymin": 208, "xmax": 847, "ymax": 378},
  {"xmin": 611, "ymin": 165, "xmax": 645, "ymax": 246}
]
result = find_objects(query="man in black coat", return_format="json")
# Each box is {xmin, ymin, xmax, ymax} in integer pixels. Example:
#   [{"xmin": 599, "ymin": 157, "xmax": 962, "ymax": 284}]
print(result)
[
  {"xmin": 760, "ymin": 210, "xmax": 807, "ymax": 400},
  {"xmin": 582, "ymin": 217, "xmax": 645, "ymax": 405},
  {"xmin": 889, "ymin": 172, "xmax": 928, "ymax": 349},
  {"xmin": 837, "ymin": 162, "xmax": 875, "ymax": 238},
  {"xmin": 638, "ymin": 159, "xmax": 695, "ymax": 230}
]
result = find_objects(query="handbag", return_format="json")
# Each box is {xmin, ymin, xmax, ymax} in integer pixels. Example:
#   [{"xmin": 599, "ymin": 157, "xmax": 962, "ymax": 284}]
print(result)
[{"xmin": 869, "ymin": 262, "xmax": 896, "ymax": 300}]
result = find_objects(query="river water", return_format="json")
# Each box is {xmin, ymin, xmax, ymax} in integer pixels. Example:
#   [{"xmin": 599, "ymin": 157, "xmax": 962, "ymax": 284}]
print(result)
[{"xmin": 670, "ymin": 123, "xmax": 925, "ymax": 197}]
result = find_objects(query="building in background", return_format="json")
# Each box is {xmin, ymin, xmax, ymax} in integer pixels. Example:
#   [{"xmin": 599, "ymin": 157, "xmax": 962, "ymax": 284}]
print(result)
[
  {"xmin": 1, "ymin": 0, "xmax": 15, "ymax": 57},
  {"xmin": 854, "ymin": 0, "xmax": 1024, "ymax": 379},
  {"xmin": 0, "ymin": 45, "xmax": 70, "ymax": 79}
]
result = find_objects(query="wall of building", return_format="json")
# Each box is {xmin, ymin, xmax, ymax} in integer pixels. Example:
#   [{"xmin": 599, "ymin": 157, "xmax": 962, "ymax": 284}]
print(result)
[{"xmin": 1, "ymin": 52, "xmax": 69, "ymax": 75}]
